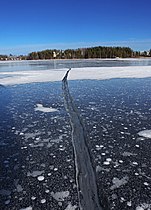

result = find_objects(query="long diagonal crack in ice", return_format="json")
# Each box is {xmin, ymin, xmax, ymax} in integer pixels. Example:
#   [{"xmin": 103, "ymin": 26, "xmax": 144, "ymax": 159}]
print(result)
[{"xmin": 62, "ymin": 69, "xmax": 103, "ymax": 210}]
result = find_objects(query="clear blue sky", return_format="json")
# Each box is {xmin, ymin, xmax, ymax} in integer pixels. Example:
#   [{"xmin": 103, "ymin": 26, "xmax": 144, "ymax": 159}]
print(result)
[{"xmin": 0, "ymin": 0, "xmax": 151, "ymax": 55}]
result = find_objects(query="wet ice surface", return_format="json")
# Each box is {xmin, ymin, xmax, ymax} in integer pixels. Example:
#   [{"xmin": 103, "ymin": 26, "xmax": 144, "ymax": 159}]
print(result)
[{"xmin": 0, "ymin": 78, "xmax": 151, "ymax": 210}]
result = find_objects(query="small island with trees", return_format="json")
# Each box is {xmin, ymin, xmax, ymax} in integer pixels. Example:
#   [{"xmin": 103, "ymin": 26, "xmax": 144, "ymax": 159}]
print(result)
[{"xmin": 0, "ymin": 46, "xmax": 151, "ymax": 61}]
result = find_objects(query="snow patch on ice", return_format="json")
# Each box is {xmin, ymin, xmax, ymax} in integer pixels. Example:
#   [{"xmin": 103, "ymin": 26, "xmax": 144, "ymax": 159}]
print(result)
[
  {"xmin": 50, "ymin": 135, "xmax": 63, "ymax": 144},
  {"xmin": 144, "ymin": 182, "xmax": 149, "ymax": 186},
  {"xmin": 20, "ymin": 207, "xmax": 32, "ymax": 210},
  {"xmin": 138, "ymin": 130, "xmax": 151, "ymax": 139},
  {"xmin": 0, "ymin": 189, "xmax": 11, "ymax": 196},
  {"xmin": 40, "ymin": 199, "xmax": 46, "ymax": 203},
  {"xmin": 27, "ymin": 170, "xmax": 44, "ymax": 177},
  {"xmin": 132, "ymin": 162, "xmax": 138, "ymax": 166},
  {"xmin": 103, "ymin": 160, "xmax": 111, "ymax": 165},
  {"xmin": 127, "ymin": 201, "xmax": 132, "ymax": 207},
  {"xmin": 16, "ymin": 184, "xmax": 23, "ymax": 192},
  {"xmin": 122, "ymin": 151, "xmax": 137, "ymax": 157},
  {"xmin": 14, "ymin": 179, "xmax": 23, "ymax": 192},
  {"xmin": 96, "ymin": 165, "xmax": 110, "ymax": 172},
  {"xmin": 5, "ymin": 200, "xmax": 10, "ymax": 205},
  {"xmin": 136, "ymin": 203, "xmax": 151, "ymax": 210},
  {"xmin": 51, "ymin": 191, "xmax": 70, "ymax": 201},
  {"xmin": 65, "ymin": 203, "xmax": 77, "ymax": 210},
  {"xmin": 31, "ymin": 196, "xmax": 36, "ymax": 200},
  {"xmin": 110, "ymin": 176, "xmax": 129, "ymax": 190},
  {"xmin": 37, "ymin": 176, "xmax": 45, "ymax": 181},
  {"xmin": 35, "ymin": 104, "xmax": 58, "ymax": 113}
]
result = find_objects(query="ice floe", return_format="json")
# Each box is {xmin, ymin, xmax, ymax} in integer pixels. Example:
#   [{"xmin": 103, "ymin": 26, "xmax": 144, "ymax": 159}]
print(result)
[
  {"xmin": 138, "ymin": 130, "xmax": 151, "ymax": 139},
  {"xmin": 34, "ymin": 104, "xmax": 58, "ymax": 113}
]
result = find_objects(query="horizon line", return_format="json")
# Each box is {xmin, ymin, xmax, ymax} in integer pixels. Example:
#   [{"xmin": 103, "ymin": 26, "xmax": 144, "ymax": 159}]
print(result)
[{"xmin": 0, "ymin": 39, "xmax": 151, "ymax": 56}]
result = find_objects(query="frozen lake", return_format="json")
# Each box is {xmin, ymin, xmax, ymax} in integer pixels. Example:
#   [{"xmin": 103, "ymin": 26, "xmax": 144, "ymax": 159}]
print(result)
[
  {"xmin": 1, "ymin": 58, "xmax": 151, "ymax": 72},
  {"xmin": 0, "ymin": 59, "xmax": 151, "ymax": 210}
]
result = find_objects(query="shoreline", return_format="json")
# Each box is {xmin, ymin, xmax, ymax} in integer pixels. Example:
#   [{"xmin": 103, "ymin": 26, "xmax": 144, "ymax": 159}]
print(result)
[{"xmin": 1, "ymin": 57, "xmax": 151, "ymax": 63}]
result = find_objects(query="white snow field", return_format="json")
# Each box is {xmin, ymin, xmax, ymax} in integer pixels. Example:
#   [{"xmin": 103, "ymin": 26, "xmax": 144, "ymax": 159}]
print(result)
[{"xmin": 0, "ymin": 65, "xmax": 151, "ymax": 85}]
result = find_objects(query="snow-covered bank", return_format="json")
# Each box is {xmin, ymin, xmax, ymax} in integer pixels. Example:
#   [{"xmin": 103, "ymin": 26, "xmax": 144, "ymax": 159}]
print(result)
[{"xmin": 0, "ymin": 66, "xmax": 151, "ymax": 86}]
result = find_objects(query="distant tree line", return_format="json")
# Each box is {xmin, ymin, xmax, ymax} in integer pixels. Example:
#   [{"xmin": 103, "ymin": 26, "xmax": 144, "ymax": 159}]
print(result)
[
  {"xmin": 27, "ymin": 47, "xmax": 151, "ymax": 60},
  {"xmin": 0, "ymin": 54, "xmax": 26, "ymax": 61},
  {"xmin": 0, "ymin": 47, "xmax": 151, "ymax": 61},
  {"xmin": 0, "ymin": 54, "xmax": 8, "ymax": 60}
]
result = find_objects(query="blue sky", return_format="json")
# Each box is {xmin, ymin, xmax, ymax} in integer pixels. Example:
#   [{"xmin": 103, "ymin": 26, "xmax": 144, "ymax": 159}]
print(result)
[{"xmin": 0, "ymin": 0, "xmax": 151, "ymax": 55}]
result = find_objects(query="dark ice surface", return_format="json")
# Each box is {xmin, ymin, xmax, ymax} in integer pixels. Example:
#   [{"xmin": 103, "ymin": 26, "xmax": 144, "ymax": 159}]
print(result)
[
  {"xmin": 0, "ymin": 82, "xmax": 78, "ymax": 210},
  {"xmin": 68, "ymin": 78, "xmax": 151, "ymax": 209},
  {"xmin": 0, "ymin": 78, "xmax": 151, "ymax": 210}
]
